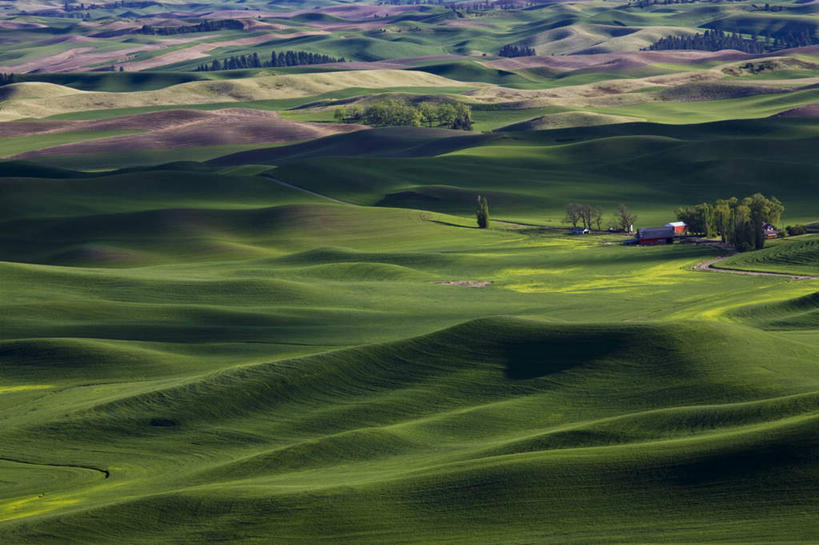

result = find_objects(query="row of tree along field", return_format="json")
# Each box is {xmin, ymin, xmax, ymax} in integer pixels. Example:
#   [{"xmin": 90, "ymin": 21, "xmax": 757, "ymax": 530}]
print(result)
[
  {"xmin": 140, "ymin": 19, "xmax": 245, "ymax": 35},
  {"xmin": 645, "ymin": 29, "xmax": 815, "ymax": 54},
  {"xmin": 675, "ymin": 193, "xmax": 783, "ymax": 251},
  {"xmin": 194, "ymin": 50, "xmax": 345, "ymax": 72},
  {"xmin": 565, "ymin": 202, "xmax": 637, "ymax": 233},
  {"xmin": 334, "ymin": 98, "xmax": 473, "ymax": 130}
]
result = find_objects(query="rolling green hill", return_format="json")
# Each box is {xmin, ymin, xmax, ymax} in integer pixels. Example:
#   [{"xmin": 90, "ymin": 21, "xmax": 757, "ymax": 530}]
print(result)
[
  {"xmin": 2, "ymin": 0, "xmax": 819, "ymax": 542},
  {"xmin": 256, "ymin": 118, "xmax": 819, "ymax": 226},
  {"xmin": 716, "ymin": 234, "xmax": 819, "ymax": 275},
  {"xmin": 3, "ymin": 111, "xmax": 819, "ymax": 545}
]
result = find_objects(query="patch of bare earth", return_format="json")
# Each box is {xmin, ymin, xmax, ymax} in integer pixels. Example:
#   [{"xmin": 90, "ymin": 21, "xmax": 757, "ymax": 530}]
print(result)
[
  {"xmin": 240, "ymin": 20, "xmax": 292, "ymax": 31},
  {"xmin": 393, "ymin": 55, "xmax": 465, "ymax": 65},
  {"xmin": 307, "ymin": 55, "xmax": 464, "ymax": 70},
  {"xmin": 322, "ymin": 60, "xmax": 408, "ymax": 70},
  {"xmin": 0, "ymin": 35, "xmax": 202, "ymax": 73},
  {"xmin": 0, "ymin": 47, "xmax": 115, "ymax": 73},
  {"xmin": 466, "ymin": 53, "xmax": 814, "ymax": 108},
  {"xmin": 270, "ymin": 4, "xmax": 415, "ymax": 19},
  {"xmin": 202, "ymin": 10, "xmax": 285, "ymax": 19},
  {"xmin": 303, "ymin": 21, "xmax": 384, "ymax": 31},
  {"xmin": 441, "ymin": 20, "xmax": 490, "ymax": 27},
  {"xmin": 481, "ymin": 50, "xmax": 754, "ymax": 73},
  {"xmin": 122, "ymin": 31, "xmax": 328, "ymax": 71},
  {"xmin": 0, "ymin": 20, "xmax": 47, "ymax": 30},
  {"xmin": 435, "ymin": 281, "xmax": 492, "ymax": 287},
  {"xmin": 8, "ymin": 109, "xmax": 365, "ymax": 158},
  {"xmin": 1, "ymin": 109, "xmax": 226, "ymax": 138},
  {"xmin": 775, "ymin": 104, "xmax": 819, "ymax": 117}
]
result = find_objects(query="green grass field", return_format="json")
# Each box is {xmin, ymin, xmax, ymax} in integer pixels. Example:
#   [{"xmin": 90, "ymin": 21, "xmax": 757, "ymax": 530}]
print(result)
[
  {"xmin": 717, "ymin": 234, "xmax": 819, "ymax": 275},
  {"xmin": 2, "ymin": 0, "xmax": 819, "ymax": 542},
  {"xmin": 0, "ymin": 129, "xmax": 142, "ymax": 158},
  {"xmin": 1, "ymin": 156, "xmax": 818, "ymax": 543},
  {"xmin": 236, "ymin": 119, "xmax": 819, "ymax": 226}
]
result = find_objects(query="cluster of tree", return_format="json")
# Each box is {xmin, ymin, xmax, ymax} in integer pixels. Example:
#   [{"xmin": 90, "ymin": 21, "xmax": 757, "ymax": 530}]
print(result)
[
  {"xmin": 565, "ymin": 203, "xmax": 604, "ymax": 231},
  {"xmin": 334, "ymin": 98, "xmax": 473, "ymax": 130},
  {"xmin": 37, "ymin": 9, "xmax": 91, "ymax": 19},
  {"xmin": 627, "ymin": 0, "xmax": 748, "ymax": 7},
  {"xmin": 376, "ymin": 25, "xmax": 423, "ymax": 32},
  {"xmin": 498, "ymin": 44, "xmax": 536, "ymax": 57},
  {"xmin": 476, "ymin": 195, "xmax": 490, "ymax": 228},
  {"xmin": 195, "ymin": 50, "xmax": 345, "ymax": 71},
  {"xmin": 646, "ymin": 29, "xmax": 814, "ymax": 54},
  {"xmin": 0, "ymin": 73, "xmax": 16, "ymax": 86},
  {"xmin": 786, "ymin": 224, "xmax": 807, "ymax": 236},
  {"xmin": 750, "ymin": 3, "xmax": 785, "ymax": 11},
  {"xmin": 379, "ymin": 0, "xmax": 531, "ymax": 8},
  {"xmin": 448, "ymin": 0, "xmax": 531, "ymax": 11},
  {"xmin": 674, "ymin": 193, "xmax": 783, "ymax": 251},
  {"xmin": 565, "ymin": 203, "xmax": 638, "ymax": 232},
  {"xmin": 63, "ymin": 0, "xmax": 158, "ymax": 10},
  {"xmin": 140, "ymin": 19, "xmax": 244, "ymax": 35}
]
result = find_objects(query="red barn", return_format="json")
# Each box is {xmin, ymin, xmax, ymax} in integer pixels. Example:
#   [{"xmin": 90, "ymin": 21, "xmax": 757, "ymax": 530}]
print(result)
[
  {"xmin": 636, "ymin": 226, "xmax": 675, "ymax": 245},
  {"xmin": 665, "ymin": 221, "xmax": 687, "ymax": 235}
]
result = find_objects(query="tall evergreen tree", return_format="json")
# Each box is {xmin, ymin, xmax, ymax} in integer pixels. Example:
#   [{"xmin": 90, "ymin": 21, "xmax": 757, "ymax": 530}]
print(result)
[{"xmin": 476, "ymin": 195, "xmax": 490, "ymax": 229}]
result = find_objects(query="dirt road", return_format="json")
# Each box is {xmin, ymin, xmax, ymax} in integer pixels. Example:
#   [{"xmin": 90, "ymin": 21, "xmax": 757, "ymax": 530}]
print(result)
[{"xmin": 693, "ymin": 255, "xmax": 819, "ymax": 281}]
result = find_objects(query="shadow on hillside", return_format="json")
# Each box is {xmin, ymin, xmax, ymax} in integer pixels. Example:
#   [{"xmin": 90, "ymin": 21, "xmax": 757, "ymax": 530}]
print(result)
[
  {"xmin": 504, "ymin": 334, "xmax": 625, "ymax": 379},
  {"xmin": 428, "ymin": 219, "xmax": 478, "ymax": 229}
]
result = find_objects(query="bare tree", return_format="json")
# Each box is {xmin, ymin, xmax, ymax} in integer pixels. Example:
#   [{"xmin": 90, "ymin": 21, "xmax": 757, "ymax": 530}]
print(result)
[
  {"xmin": 578, "ymin": 203, "xmax": 593, "ymax": 229},
  {"xmin": 615, "ymin": 204, "xmax": 637, "ymax": 232},
  {"xmin": 592, "ymin": 206, "xmax": 603, "ymax": 231},
  {"xmin": 565, "ymin": 203, "xmax": 581, "ymax": 227}
]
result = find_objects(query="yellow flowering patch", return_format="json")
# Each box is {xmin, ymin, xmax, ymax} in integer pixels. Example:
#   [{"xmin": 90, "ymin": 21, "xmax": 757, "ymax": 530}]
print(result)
[
  {"xmin": 0, "ymin": 384, "xmax": 52, "ymax": 394},
  {"xmin": 0, "ymin": 495, "xmax": 80, "ymax": 522},
  {"xmin": 499, "ymin": 267, "xmax": 578, "ymax": 277}
]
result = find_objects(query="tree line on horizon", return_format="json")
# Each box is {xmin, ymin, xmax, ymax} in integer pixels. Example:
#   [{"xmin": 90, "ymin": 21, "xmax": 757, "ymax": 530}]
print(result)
[
  {"xmin": 645, "ymin": 28, "xmax": 815, "ymax": 54},
  {"xmin": 675, "ymin": 193, "xmax": 783, "ymax": 251},
  {"xmin": 628, "ymin": 0, "xmax": 749, "ymax": 7},
  {"xmin": 334, "ymin": 97, "xmax": 473, "ymax": 130},
  {"xmin": 379, "ymin": 0, "xmax": 532, "ymax": 10},
  {"xmin": 64, "ymin": 0, "xmax": 158, "ymax": 11},
  {"xmin": 194, "ymin": 50, "xmax": 346, "ymax": 72},
  {"xmin": 140, "ymin": 19, "xmax": 245, "ymax": 35}
]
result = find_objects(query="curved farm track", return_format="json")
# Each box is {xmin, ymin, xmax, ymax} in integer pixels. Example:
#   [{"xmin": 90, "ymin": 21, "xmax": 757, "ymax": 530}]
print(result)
[{"xmin": 693, "ymin": 255, "xmax": 819, "ymax": 281}]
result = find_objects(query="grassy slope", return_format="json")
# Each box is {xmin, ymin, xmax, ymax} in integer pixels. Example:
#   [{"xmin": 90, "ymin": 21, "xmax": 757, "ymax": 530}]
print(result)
[
  {"xmin": 3, "ymin": 0, "xmax": 814, "ymax": 74},
  {"xmin": 252, "ymin": 118, "xmax": 819, "ymax": 226},
  {"xmin": 716, "ymin": 234, "xmax": 819, "ymax": 275},
  {"xmin": 2, "ymin": 2, "xmax": 819, "ymax": 541},
  {"xmin": 0, "ymin": 163, "xmax": 818, "ymax": 543},
  {"xmin": 40, "ymin": 86, "xmax": 475, "ymax": 122},
  {"xmin": 0, "ymin": 70, "xmax": 477, "ymax": 121},
  {"xmin": 0, "ymin": 129, "xmax": 142, "ymax": 157}
]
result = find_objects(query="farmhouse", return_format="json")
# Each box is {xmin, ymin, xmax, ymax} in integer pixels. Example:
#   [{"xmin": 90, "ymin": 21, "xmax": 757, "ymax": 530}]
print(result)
[
  {"xmin": 635, "ymin": 226, "xmax": 675, "ymax": 245},
  {"xmin": 763, "ymin": 222, "xmax": 778, "ymax": 239},
  {"xmin": 665, "ymin": 221, "xmax": 687, "ymax": 235}
]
